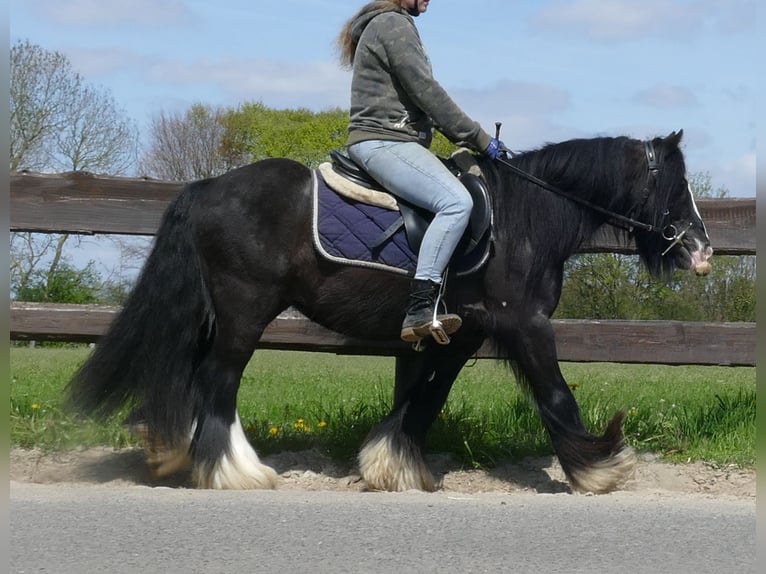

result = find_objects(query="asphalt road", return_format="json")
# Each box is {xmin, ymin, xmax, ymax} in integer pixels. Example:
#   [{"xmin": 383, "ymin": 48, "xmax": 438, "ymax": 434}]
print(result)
[{"xmin": 10, "ymin": 483, "xmax": 754, "ymax": 574}]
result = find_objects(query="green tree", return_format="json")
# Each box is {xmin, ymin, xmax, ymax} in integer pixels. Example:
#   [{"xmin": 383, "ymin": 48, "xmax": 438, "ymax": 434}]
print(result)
[
  {"xmin": 556, "ymin": 173, "xmax": 755, "ymax": 322},
  {"xmin": 15, "ymin": 261, "xmax": 102, "ymax": 304},
  {"xmin": 221, "ymin": 102, "xmax": 348, "ymax": 168}
]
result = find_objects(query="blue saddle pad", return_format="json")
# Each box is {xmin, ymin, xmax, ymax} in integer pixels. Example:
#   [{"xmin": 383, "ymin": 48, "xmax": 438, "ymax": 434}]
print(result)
[{"xmin": 312, "ymin": 170, "xmax": 490, "ymax": 276}]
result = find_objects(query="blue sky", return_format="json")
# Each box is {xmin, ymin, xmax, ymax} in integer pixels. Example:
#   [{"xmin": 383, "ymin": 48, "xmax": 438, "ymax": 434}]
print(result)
[{"xmin": 10, "ymin": 0, "xmax": 756, "ymax": 199}]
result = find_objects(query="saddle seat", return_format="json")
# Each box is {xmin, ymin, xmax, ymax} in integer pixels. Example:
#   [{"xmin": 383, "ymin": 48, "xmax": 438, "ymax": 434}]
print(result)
[{"xmin": 328, "ymin": 149, "xmax": 492, "ymax": 258}]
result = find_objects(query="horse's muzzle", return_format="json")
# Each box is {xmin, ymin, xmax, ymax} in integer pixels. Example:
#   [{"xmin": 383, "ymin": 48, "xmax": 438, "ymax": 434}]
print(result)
[{"xmin": 689, "ymin": 244, "xmax": 714, "ymax": 276}]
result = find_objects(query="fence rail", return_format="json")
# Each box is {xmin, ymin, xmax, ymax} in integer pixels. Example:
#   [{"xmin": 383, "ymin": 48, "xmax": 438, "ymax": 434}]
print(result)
[{"xmin": 9, "ymin": 171, "xmax": 757, "ymax": 366}]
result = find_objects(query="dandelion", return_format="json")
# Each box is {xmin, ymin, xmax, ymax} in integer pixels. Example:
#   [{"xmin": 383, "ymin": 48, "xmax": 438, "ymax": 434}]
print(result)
[
  {"xmin": 31, "ymin": 403, "xmax": 40, "ymax": 410},
  {"xmin": 293, "ymin": 418, "xmax": 311, "ymax": 432},
  {"xmin": 269, "ymin": 426, "xmax": 280, "ymax": 437},
  {"xmin": 318, "ymin": 420, "xmax": 328, "ymax": 428}
]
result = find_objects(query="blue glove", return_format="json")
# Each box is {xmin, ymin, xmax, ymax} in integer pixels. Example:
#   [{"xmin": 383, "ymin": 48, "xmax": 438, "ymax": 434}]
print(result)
[{"xmin": 484, "ymin": 137, "xmax": 506, "ymax": 159}]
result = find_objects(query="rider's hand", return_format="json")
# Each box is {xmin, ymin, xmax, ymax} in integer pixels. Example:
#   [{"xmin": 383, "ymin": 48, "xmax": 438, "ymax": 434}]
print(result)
[{"xmin": 484, "ymin": 138, "xmax": 506, "ymax": 159}]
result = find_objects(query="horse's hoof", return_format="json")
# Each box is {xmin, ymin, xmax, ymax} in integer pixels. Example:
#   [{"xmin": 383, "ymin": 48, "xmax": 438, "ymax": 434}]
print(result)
[
  {"xmin": 358, "ymin": 434, "xmax": 436, "ymax": 492},
  {"xmin": 568, "ymin": 446, "xmax": 638, "ymax": 494}
]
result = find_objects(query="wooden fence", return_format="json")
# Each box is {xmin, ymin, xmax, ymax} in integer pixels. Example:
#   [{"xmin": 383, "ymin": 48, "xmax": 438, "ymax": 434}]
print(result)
[{"xmin": 9, "ymin": 171, "xmax": 757, "ymax": 366}]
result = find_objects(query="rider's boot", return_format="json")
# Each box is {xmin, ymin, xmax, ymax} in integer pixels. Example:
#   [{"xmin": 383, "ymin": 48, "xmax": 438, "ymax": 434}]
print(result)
[{"xmin": 400, "ymin": 279, "xmax": 462, "ymax": 344}]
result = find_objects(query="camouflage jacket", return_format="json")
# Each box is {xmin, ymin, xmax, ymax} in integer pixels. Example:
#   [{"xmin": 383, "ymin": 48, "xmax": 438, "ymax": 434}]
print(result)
[{"xmin": 346, "ymin": 8, "xmax": 492, "ymax": 152}]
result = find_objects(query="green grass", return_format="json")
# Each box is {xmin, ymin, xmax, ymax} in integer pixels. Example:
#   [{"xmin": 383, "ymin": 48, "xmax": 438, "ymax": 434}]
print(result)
[{"xmin": 10, "ymin": 346, "xmax": 756, "ymax": 469}]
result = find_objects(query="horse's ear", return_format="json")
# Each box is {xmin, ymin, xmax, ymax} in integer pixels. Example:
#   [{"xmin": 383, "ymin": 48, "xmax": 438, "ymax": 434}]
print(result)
[{"xmin": 666, "ymin": 129, "xmax": 684, "ymax": 147}]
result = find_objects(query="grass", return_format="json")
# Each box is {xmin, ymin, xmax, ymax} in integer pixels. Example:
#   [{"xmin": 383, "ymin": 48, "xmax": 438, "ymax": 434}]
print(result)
[{"xmin": 9, "ymin": 346, "xmax": 756, "ymax": 469}]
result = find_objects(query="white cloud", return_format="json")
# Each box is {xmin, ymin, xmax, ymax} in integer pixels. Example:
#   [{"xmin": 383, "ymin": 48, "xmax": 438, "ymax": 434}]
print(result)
[
  {"xmin": 530, "ymin": 0, "xmax": 755, "ymax": 42},
  {"xmin": 453, "ymin": 80, "xmax": 570, "ymax": 116},
  {"xmin": 65, "ymin": 46, "xmax": 146, "ymax": 76},
  {"xmin": 147, "ymin": 57, "xmax": 351, "ymax": 110},
  {"xmin": 531, "ymin": 0, "xmax": 693, "ymax": 41},
  {"xmin": 719, "ymin": 151, "xmax": 755, "ymax": 197},
  {"xmin": 30, "ymin": 0, "xmax": 193, "ymax": 27},
  {"xmin": 633, "ymin": 84, "xmax": 699, "ymax": 109}
]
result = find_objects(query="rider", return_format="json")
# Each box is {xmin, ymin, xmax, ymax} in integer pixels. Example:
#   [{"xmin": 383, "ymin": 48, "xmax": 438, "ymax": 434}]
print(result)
[{"xmin": 337, "ymin": 0, "xmax": 505, "ymax": 344}]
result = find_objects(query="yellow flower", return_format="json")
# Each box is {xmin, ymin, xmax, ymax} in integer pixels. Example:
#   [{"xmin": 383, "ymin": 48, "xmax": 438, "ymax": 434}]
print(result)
[
  {"xmin": 318, "ymin": 420, "xmax": 328, "ymax": 428},
  {"xmin": 31, "ymin": 403, "xmax": 40, "ymax": 410},
  {"xmin": 269, "ymin": 426, "xmax": 279, "ymax": 437}
]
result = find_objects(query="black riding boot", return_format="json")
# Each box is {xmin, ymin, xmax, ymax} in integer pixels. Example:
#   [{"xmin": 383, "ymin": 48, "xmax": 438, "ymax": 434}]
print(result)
[{"xmin": 400, "ymin": 279, "xmax": 462, "ymax": 344}]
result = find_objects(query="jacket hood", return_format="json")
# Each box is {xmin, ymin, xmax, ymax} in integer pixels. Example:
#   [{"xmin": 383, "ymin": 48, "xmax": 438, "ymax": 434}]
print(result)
[{"xmin": 350, "ymin": 4, "xmax": 405, "ymax": 44}]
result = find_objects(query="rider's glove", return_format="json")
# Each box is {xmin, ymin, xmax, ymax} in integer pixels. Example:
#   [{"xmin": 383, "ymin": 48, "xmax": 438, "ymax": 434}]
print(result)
[{"xmin": 484, "ymin": 137, "xmax": 506, "ymax": 160}]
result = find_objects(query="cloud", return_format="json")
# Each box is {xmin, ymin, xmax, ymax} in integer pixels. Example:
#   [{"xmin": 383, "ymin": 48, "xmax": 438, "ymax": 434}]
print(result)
[
  {"xmin": 633, "ymin": 84, "xmax": 699, "ymax": 109},
  {"xmin": 146, "ymin": 57, "xmax": 351, "ymax": 111},
  {"xmin": 29, "ymin": 0, "xmax": 194, "ymax": 27},
  {"xmin": 447, "ymin": 81, "xmax": 576, "ymax": 150},
  {"xmin": 530, "ymin": 0, "xmax": 755, "ymax": 42},
  {"xmin": 719, "ymin": 151, "xmax": 755, "ymax": 197},
  {"xmin": 453, "ymin": 80, "xmax": 571, "ymax": 116},
  {"xmin": 65, "ymin": 46, "xmax": 147, "ymax": 76}
]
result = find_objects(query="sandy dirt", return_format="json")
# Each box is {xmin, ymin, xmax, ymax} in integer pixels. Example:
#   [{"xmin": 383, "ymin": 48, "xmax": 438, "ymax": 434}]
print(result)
[{"xmin": 9, "ymin": 447, "xmax": 755, "ymax": 499}]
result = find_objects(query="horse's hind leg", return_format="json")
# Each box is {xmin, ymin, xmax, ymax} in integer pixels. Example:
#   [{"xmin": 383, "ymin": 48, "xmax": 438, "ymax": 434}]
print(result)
[
  {"xmin": 188, "ymin": 342, "xmax": 278, "ymax": 489},
  {"xmin": 359, "ymin": 341, "xmax": 482, "ymax": 491},
  {"xmin": 189, "ymin": 291, "xmax": 285, "ymax": 489}
]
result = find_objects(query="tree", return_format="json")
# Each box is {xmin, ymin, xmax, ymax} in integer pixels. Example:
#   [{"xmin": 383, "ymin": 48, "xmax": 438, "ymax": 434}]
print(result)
[
  {"xmin": 10, "ymin": 39, "xmax": 138, "ymax": 173},
  {"xmin": 221, "ymin": 102, "xmax": 349, "ymax": 168},
  {"xmin": 140, "ymin": 103, "xmax": 233, "ymax": 181},
  {"xmin": 14, "ymin": 261, "xmax": 102, "ymax": 304},
  {"xmin": 556, "ymin": 173, "xmax": 755, "ymax": 322},
  {"xmin": 10, "ymin": 39, "xmax": 140, "ymax": 301}
]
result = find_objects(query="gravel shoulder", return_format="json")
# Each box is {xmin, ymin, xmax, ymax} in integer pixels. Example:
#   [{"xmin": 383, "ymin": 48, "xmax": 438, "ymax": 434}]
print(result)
[{"xmin": 9, "ymin": 447, "xmax": 755, "ymax": 500}]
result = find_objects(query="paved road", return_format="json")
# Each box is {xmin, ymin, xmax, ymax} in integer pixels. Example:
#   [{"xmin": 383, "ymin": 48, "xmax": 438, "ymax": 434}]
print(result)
[{"xmin": 11, "ymin": 483, "xmax": 754, "ymax": 574}]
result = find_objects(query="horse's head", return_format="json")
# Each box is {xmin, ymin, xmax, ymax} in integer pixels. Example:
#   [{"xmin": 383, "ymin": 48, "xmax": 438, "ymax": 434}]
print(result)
[{"xmin": 633, "ymin": 130, "xmax": 713, "ymax": 278}]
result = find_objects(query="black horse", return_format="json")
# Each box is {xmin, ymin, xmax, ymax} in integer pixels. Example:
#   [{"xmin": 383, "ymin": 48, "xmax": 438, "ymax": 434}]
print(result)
[{"xmin": 67, "ymin": 130, "xmax": 712, "ymax": 493}]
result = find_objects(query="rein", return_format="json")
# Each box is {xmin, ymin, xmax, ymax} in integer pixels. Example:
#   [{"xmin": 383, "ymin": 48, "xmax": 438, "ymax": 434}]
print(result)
[{"xmin": 493, "ymin": 141, "xmax": 662, "ymax": 235}]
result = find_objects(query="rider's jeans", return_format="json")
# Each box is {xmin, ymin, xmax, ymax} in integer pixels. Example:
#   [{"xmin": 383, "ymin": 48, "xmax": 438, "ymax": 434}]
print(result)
[{"xmin": 348, "ymin": 140, "xmax": 472, "ymax": 284}]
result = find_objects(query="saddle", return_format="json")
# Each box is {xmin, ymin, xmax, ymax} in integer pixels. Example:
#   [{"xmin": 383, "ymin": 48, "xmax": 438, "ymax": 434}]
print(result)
[{"xmin": 328, "ymin": 149, "xmax": 493, "ymax": 260}]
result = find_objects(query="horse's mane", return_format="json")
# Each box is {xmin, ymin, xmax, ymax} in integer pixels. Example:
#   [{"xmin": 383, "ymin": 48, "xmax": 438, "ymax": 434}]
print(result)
[{"xmin": 480, "ymin": 133, "xmax": 686, "ymax": 278}]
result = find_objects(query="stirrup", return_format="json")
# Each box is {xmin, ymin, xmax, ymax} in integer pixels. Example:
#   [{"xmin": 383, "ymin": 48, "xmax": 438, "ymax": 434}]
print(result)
[{"xmin": 429, "ymin": 319, "xmax": 452, "ymax": 345}]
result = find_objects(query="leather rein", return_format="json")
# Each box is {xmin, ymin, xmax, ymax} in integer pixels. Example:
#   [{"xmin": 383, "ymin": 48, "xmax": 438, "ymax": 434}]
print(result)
[{"xmin": 493, "ymin": 140, "xmax": 666, "ymax": 236}]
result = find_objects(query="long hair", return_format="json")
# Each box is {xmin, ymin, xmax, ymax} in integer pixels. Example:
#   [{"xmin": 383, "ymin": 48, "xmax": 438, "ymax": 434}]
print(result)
[{"xmin": 337, "ymin": 0, "xmax": 401, "ymax": 69}]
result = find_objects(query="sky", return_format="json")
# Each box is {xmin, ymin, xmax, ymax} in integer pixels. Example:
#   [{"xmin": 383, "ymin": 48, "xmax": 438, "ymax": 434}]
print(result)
[{"xmin": 9, "ymin": 0, "xmax": 757, "ymax": 272}]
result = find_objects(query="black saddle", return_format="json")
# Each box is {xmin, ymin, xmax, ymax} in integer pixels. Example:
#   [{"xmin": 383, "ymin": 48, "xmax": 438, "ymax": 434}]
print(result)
[{"xmin": 329, "ymin": 149, "xmax": 492, "ymax": 259}]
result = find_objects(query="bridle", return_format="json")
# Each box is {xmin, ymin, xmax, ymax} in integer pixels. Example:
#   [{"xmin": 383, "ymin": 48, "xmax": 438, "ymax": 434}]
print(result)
[{"xmin": 493, "ymin": 140, "xmax": 690, "ymax": 250}]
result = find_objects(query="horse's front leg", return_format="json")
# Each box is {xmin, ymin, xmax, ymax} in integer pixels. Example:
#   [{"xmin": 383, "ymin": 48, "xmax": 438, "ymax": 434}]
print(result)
[
  {"xmin": 499, "ymin": 312, "xmax": 636, "ymax": 493},
  {"xmin": 359, "ymin": 340, "xmax": 482, "ymax": 491}
]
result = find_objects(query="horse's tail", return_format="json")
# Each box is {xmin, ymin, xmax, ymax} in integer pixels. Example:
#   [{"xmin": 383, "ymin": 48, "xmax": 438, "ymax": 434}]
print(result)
[{"xmin": 67, "ymin": 185, "xmax": 214, "ymax": 448}]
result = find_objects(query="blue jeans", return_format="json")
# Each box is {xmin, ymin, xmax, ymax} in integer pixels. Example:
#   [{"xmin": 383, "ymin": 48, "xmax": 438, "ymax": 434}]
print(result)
[{"xmin": 348, "ymin": 140, "xmax": 473, "ymax": 283}]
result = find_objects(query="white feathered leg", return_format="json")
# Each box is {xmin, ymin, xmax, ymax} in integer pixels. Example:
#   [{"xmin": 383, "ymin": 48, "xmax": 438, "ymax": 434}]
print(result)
[
  {"xmin": 193, "ymin": 413, "xmax": 279, "ymax": 489},
  {"xmin": 359, "ymin": 432, "xmax": 436, "ymax": 492}
]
